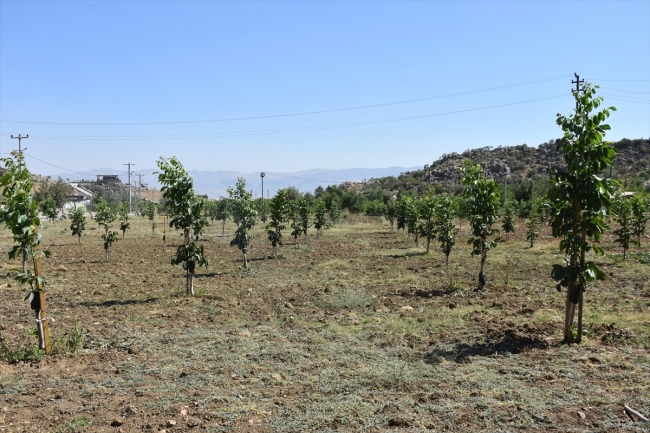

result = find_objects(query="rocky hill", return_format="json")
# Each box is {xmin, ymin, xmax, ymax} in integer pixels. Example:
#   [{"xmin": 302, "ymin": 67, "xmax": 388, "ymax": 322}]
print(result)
[{"xmin": 360, "ymin": 138, "xmax": 650, "ymax": 195}]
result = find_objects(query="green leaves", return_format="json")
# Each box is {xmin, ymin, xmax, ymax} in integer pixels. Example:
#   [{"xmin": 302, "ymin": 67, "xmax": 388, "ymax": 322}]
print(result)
[{"xmin": 228, "ymin": 178, "xmax": 257, "ymax": 255}]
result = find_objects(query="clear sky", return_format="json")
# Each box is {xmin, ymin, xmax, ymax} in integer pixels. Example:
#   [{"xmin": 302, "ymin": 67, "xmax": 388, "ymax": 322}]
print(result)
[{"xmin": 1, "ymin": 1, "xmax": 648, "ymax": 178}]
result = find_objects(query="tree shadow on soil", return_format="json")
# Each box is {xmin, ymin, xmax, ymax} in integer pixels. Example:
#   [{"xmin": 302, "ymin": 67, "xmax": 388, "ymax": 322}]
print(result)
[
  {"xmin": 80, "ymin": 298, "xmax": 159, "ymax": 308},
  {"xmin": 423, "ymin": 332, "xmax": 549, "ymax": 364},
  {"xmin": 389, "ymin": 251, "xmax": 427, "ymax": 259}
]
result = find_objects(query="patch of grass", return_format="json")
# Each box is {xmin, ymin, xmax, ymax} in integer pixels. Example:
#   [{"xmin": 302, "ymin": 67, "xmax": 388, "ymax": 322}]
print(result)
[
  {"xmin": 0, "ymin": 330, "xmax": 42, "ymax": 364},
  {"xmin": 56, "ymin": 415, "xmax": 94, "ymax": 432},
  {"xmin": 314, "ymin": 287, "xmax": 377, "ymax": 310},
  {"xmin": 51, "ymin": 319, "xmax": 85, "ymax": 355}
]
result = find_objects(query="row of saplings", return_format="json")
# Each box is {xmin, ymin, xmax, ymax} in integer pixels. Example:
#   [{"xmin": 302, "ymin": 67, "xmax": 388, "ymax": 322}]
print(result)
[{"xmin": 386, "ymin": 182, "xmax": 648, "ymax": 262}]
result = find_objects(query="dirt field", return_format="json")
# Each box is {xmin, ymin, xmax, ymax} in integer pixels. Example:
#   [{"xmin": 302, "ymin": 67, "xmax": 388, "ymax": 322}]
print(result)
[{"xmin": 1, "ymin": 215, "xmax": 649, "ymax": 432}]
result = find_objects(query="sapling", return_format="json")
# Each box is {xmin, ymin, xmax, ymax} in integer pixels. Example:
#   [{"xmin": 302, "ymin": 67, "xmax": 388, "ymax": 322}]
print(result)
[
  {"xmin": 460, "ymin": 159, "xmax": 501, "ymax": 291},
  {"xmin": 419, "ymin": 190, "xmax": 437, "ymax": 253},
  {"xmin": 630, "ymin": 194, "xmax": 648, "ymax": 246},
  {"xmin": 0, "ymin": 151, "xmax": 53, "ymax": 352},
  {"xmin": 313, "ymin": 198, "xmax": 329, "ymax": 238},
  {"xmin": 143, "ymin": 201, "xmax": 157, "ymax": 235},
  {"xmin": 266, "ymin": 189, "xmax": 289, "ymax": 257},
  {"xmin": 434, "ymin": 193, "xmax": 458, "ymax": 266},
  {"xmin": 70, "ymin": 206, "xmax": 86, "ymax": 244},
  {"xmin": 501, "ymin": 200, "xmax": 516, "ymax": 241},
  {"xmin": 297, "ymin": 196, "xmax": 312, "ymax": 242},
  {"xmin": 611, "ymin": 194, "xmax": 637, "ymax": 261},
  {"xmin": 118, "ymin": 201, "xmax": 130, "ymax": 239},
  {"xmin": 156, "ymin": 157, "xmax": 208, "ymax": 295},
  {"xmin": 95, "ymin": 198, "xmax": 119, "ymax": 261},
  {"xmin": 549, "ymin": 82, "xmax": 618, "ymax": 343},
  {"xmin": 227, "ymin": 178, "xmax": 257, "ymax": 268}
]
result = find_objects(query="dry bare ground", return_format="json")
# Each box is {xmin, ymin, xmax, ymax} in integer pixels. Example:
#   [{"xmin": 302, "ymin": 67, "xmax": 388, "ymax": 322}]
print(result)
[{"xmin": 1, "ymin": 215, "xmax": 649, "ymax": 432}]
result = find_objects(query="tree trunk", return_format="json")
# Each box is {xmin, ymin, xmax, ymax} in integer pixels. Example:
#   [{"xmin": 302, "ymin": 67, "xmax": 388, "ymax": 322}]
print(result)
[
  {"xmin": 22, "ymin": 250, "xmax": 27, "ymax": 273},
  {"xmin": 576, "ymin": 288, "xmax": 584, "ymax": 343},
  {"xmin": 186, "ymin": 270, "xmax": 195, "ymax": 296},
  {"xmin": 105, "ymin": 246, "xmax": 109, "ymax": 262},
  {"xmin": 445, "ymin": 253, "xmax": 449, "ymax": 266},
  {"xmin": 152, "ymin": 224, "xmax": 155, "ymax": 235},
  {"xmin": 243, "ymin": 252, "xmax": 248, "ymax": 269},
  {"xmin": 78, "ymin": 234, "xmax": 81, "ymax": 245},
  {"xmin": 426, "ymin": 237, "xmax": 431, "ymax": 253},
  {"xmin": 222, "ymin": 220, "xmax": 225, "ymax": 237},
  {"xmin": 477, "ymin": 250, "xmax": 486, "ymax": 290}
]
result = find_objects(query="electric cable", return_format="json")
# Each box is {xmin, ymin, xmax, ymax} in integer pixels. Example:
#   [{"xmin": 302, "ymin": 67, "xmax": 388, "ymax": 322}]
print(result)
[
  {"xmin": 0, "ymin": 94, "xmax": 571, "ymax": 141},
  {"xmin": 0, "ymin": 74, "xmax": 572, "ymax": 126}
]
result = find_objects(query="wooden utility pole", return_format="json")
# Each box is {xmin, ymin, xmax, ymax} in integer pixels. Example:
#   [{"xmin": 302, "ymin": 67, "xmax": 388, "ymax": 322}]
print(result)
[
  {"xmin": 572, "ymin": 73, "xmax": 584, "ymax": 109},
  {"xmin": 123, "ymin": 163, "xmax": 135, "ymax": 212},
  {"xmin": 11, "ymin": 134, "xmax": 28, "ymax": 153}
]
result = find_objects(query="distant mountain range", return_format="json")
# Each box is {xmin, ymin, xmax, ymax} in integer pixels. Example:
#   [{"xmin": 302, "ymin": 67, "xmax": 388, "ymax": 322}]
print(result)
[{"xmin": 51, "ymin": 166, "xmax": 420, "ymax": 199}]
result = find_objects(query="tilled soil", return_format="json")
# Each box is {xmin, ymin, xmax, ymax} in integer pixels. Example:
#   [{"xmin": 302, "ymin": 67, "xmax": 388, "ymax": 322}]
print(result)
[{"xmin": 1, "ymin": 217, "xmax": 649, "ymax": 432}]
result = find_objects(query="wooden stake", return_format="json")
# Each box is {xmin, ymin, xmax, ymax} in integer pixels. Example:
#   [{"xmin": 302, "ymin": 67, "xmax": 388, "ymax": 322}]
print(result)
[
  {"xmin": 163, "ymin": 216, "xmax": 167, "ymax": 251},
  {"xmin": 33, "ymin": 255, "xmax": 51, "ymax": 354}
]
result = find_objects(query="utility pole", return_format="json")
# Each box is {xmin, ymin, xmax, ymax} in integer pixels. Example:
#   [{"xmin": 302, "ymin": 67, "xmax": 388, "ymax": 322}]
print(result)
[
  {"xmin": 136, "ymin": 173, "xmax": 145, "ymax": 199},
  {"xmin": 572, "ymin": 73, "xmax": 584, "ymax": 110},
  {"xmin": 260, "ymin": 172, "xmax": 265, "ymax": 215},
  {"xmin": 123, "ymin": 162, "xmax": 135, "ymax": 212},
  {"xmin": 11, "ymin": 134, "xmax": 28, "ymax": 153}
]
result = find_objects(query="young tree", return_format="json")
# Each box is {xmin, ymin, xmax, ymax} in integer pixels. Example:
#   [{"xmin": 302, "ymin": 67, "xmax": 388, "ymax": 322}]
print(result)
[
  {"xmin": 329, "ymin": 200, "xmax": 341, "ymax": 224},
  {"xmin": 435, "ymin": 193, "xmax": 458, "ymax": 266},
  {"xmin": 549, "ymin": 82, "xmax": 618, "ymax": 343},
  {"xmin": 215, "ymin": 198, "xmax": 230, "ymax": 237},
  {"xmin": 611, "ymin": 195, "xmax": 637, "ymax": 261},
  {"xmin": 156, "ymin": 157, "xmax": 208, "ymax": 295},
  {"xmin": 70, "ymin": 206, "xmax": 86, "ymax": 244},
  {"xmin": 266, "ymin": 189, "xmax": 289, "ymax": 257},
  {"xmin": 384, "ymin": 199, "xmax": 397, "ymax": 231},
  {"xmin": 95, "ymin": 198, "xmax": 119, "ymax": 261},
  {"xmin": 39, "ymin": 196, "xmax": 58, "ymax": 223},
  {"xmin": 289, "ymin": 199, "xmax": 302, "ymax": 246},
  {"xmin": 118, "ymin": 201, "xmax": 130, "ymax": 239},
  {"xmin": 460, "ymin": 159, "xmax": 501, "ymax": 291},
  {"xmin": 313, "ymin": 198, "xmax": 329, "ymax": 238},
  {"xmin": 143, "ymin": 201, "xmax": 157, "ymax": 235},
  {"xmin": 419, "ymin": 191, "xmax": 437, "ymax": 253},
  {"xmin": 228, "ymin": 178, "xmax": 257, "ymax": 268},
  {"xmin": 630, "ymin": 194, "xmax": 648, "ymax": 246},
  {"xmin": 0, "ymin": 151, "xmax": 53, "ymax": 352},
  {"xmin": 501, "ymin": 200, "xmax": 516, "ymax": 240},
  {"xmin": 297, "ymin": 196, "xmax": 312, "ymax": 241},
  {"xmin": 525, "ymin": 195, "xmax": 546, "ymax": 248}
]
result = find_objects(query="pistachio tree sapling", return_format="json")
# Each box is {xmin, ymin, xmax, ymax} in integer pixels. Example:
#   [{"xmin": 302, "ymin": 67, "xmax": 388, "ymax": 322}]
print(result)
[
  {"xmin": 611, "ymin": 194, "xmax": 637, "ymax": 261},
  {"xmin": 0, "ymin": 151, "xmax": 53, "ymax": 351},
  {"xmin": 434, "ymin": 193, "xmax": 458, "ymax": 266},
  {"xmin": 460, "ymin": 159, "xmax": 501, "ymax": 290},
  {"xmin": 228, "ymin": 178, "xmax": 257, "ymax": 268},
  {"xmin": 156, "ymin": 157, "xmax": 208, "ymax": 295},
  {"xmin": 630, "ymin": 194, "xmax": 648, "ymax": 246},
  {"xmin": 70, "ymin": 206, "xmax": 86, "ymax": 244},
  {"xmin": 266, "ymin": 189, "xmax": 289, "ymax": 257},
  {"xmin": 313, "ymin": 198, "xmax": 329, "ymax": 238},
  {"xmin": 143, "ymin": 201, "xmax": 157, "ymax": 235},
  {"xmin": 119, "ymin": 201, "xmax": 130, "ymax": 239},
  {"xmin": 548, "ymin": 82, "xmax": 618, "ymax": 343},
  {"xmin": 95, "ymin": 198, "xmax": 119, "ymax": 261}
]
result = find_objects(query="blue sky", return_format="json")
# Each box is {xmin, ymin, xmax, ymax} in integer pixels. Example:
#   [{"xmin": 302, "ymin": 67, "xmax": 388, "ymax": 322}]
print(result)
[{"xmin": 1, "ymin": 1, "xmax": 648, "ymax": 178}]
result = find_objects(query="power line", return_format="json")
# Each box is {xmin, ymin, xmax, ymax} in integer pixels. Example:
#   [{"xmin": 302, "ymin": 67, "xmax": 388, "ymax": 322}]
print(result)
[
  {"xmin": 586, "ymin": 78, "xmax": 650, "ymax": 82},
  {"xmin": 599, "ymin": 92, "xmax": 650, "ymax": 103},
  {"xmin": 0, "ymin": 94, "xmax": 570, "ymax": 141},
  {"xmin": 21, "ymin": 153, "xmax": 98, "ymax": 177},
  {"xmin": 600, "ymin": 87, "xmax": 650, "ymax": 94},
  {"xmin": 0, "ymin": 74, "xmax": 572, "ymax": 126}
]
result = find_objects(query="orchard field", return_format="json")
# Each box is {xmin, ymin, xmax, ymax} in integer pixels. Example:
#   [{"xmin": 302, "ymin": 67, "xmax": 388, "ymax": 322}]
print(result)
[{"xmin": 0, "ymin": 215, "xmax": 649, "ymax": 432}]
